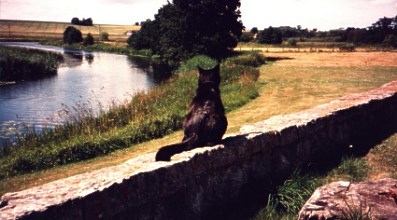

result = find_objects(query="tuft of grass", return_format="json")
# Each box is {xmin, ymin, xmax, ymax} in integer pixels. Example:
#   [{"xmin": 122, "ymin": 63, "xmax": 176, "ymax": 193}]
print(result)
[
  {"xmin": 341, "ymin": 198, "xmax": 374, "ymax": 220},
  {"xmin": 370, "ymin": 134, "xmax": 397, "ymax": 175},
  {"xmin": 0, "ymin": 52, "xmax": 266, "ymax": 179},
  {"xmin": 254, "ymin": 157, "xmax": 369, "ymax": 220},
  {"xmin": 326, "ymin": 156, "xmax": 369, "ymax": 183},
  {"xmin": 254, "ymin": 171, "xmax": 322, "ymax": 220}
]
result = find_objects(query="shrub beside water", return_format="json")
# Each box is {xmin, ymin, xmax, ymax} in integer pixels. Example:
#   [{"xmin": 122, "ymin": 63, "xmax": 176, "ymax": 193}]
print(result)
[
  {"xmin": 0, "ymin": 52, "xmax": 266, "ymax": 179},
  {"xmin": 0, "ymin": 46, "xmax": 63, "ymax": 82}
]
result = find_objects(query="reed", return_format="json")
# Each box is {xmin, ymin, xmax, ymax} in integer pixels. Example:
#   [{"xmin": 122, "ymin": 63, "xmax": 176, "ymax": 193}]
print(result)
[{"xmin": 0, "ymin": 46, "xmax": 63, "ymax": 82}]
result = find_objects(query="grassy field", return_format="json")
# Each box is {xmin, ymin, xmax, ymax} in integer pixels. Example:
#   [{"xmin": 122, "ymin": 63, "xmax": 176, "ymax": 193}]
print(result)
[
  {"xmin": 0, "ymin": 19, "xmax": 140, "ymax": 41},
  {"xmin": 237, "ymin": 42, "xmax": 396, "ymax": 53}
]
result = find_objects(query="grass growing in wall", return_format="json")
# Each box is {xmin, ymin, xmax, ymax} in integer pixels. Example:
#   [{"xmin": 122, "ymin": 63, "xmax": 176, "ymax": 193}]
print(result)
[
  {"xmin": 0, "ymin": 52, "xmax": 265, "ymax": 179},
  {"xmin": 254, "ymin": 157, "xmax": 370, "ymax": 220},
  {"xmin": 0, "ymin": 46, "xmax": 63, "ymax": 82}
]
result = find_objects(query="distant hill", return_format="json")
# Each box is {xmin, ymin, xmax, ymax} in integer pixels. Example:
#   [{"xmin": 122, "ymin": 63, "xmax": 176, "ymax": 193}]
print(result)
[{"xmin": 0, "ymin": 19, "xmax": 140, "ymax": 41}]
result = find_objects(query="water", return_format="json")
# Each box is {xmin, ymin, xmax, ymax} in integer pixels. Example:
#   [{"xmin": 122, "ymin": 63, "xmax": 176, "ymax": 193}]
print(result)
[{"xmin": 0, "ymin": 42, "xmax": 164, "ymax": 141}]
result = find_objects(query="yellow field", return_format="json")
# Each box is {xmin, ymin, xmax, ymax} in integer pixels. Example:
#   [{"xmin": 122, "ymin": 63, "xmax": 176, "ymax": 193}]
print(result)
[{"xmin": 0, "ymin": 19, "xmax": 140, "ymax": 41}]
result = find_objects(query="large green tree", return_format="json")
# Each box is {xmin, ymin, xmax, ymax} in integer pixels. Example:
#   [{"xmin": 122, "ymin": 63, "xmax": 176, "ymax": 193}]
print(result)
[{"xmin": 130, "ymin": 0, "xmax": 244, "ymax": 65}]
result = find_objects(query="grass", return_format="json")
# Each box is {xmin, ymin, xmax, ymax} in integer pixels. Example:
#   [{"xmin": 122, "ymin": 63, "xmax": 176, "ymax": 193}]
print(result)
[
  {"xmin": 42, "ymin": 41, "xmax": 153, "ymax": 57},
  {"xmin": 254, "ymin": 157, "xmax": 371, "ymax": 220},
  {"xmin": 368, "ymin": 133, "xmax": 397, "ymax": 179},
  {"xmin": 237, "ymin": 42, "xmax": 397, "ymax": 53},
  {"xmin": 0, "ymin": 52, "xmax": 263, "ymax": 180},
  {"xmin": 0, "ymin": 19, "xmax": 139, "ymax": 41},
  {"xmin": 0, "ymin": 45, "xmax": 63, "ymax": 82},
  {"xmin": 1, "ymin": 50, "xmax": 397, "ymax": 218}
]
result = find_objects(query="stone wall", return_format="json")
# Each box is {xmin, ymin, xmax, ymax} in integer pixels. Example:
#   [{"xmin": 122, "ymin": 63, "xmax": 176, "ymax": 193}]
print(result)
[{"xmin": 2, "ymin": 81, "xmax": 397, "ymax": 220}]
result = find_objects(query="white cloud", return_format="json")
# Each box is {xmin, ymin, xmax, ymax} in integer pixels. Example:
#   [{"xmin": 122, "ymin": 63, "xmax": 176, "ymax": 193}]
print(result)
[{"xmin": 371, "ymin": 0, "xmax": 395, "ymax": 4}]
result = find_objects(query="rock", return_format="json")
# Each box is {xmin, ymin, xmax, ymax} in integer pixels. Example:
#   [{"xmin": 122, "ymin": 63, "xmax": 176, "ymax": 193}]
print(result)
[{"xmin": 298, "ymin": 178, "xmax": 397, "ymax": 220}]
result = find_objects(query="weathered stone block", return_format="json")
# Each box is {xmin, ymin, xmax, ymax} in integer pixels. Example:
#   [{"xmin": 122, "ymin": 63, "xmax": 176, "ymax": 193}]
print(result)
[{"xmin": 298, "ymin": 179, "xmax": 397, "ymax": 220}]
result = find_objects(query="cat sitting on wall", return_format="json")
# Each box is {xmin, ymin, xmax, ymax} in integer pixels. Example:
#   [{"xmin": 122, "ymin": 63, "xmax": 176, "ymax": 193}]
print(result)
[{"xmin": 155, "ymin": 64, "xmax": 228, "ymax": 161}]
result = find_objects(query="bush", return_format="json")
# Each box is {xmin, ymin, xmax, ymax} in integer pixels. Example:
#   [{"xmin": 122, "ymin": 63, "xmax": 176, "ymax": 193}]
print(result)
[
  {"xmin": 100, "ymin": 32, "xmax": 109, "ymax": 41},
  {"xmin": 83, "ymin": 33, "xmax": 95, "ymax": 46},
  {"xmin": 339, "ymin": 45, "xmax": 355, "ymax": 52},
  {"xmin": 287, "ymin": 38, "xmax": 298, "ymax": 47},
  {"xmin": 63, "ymin": 26, "xmax": 83, "ymax": 44}
]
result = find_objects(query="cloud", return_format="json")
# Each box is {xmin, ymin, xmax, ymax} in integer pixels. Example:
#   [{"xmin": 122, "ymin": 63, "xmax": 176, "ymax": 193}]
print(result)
[{"xmin": 370, "ymin": 0, "xmax": 397, "ymax": 4}]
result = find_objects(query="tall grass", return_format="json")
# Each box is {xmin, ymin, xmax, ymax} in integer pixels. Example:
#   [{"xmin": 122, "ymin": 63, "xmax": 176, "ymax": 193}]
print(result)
[
  {"xmin": 0, "ymin": 52, "xmax": 265, "ymax": 179},
  {"xmin": 254, "ymin": 157, "xmax": 370, "ymax": 220},
  {"xmin": 0, "ymin": 46, "xmax": 63, "ymax": 82},
  {"xmin": 254, "ymin": 171, "xmax": 321, "ymax": 220}
]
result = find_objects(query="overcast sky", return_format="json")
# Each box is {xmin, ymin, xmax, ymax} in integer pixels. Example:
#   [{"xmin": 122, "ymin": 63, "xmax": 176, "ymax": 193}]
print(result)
[{"xmin": 1, "ymin": 0, "xmax": 397, "ymax": 30}]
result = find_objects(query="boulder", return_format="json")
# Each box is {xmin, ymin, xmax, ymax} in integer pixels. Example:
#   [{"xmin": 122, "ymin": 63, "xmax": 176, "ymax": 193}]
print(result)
[{"xmin": 298, "ymin": 178, "xmax": 397, "ymax": 220}]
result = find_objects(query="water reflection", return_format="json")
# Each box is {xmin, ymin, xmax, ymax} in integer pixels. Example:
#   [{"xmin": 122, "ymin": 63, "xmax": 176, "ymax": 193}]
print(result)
[
  {"xmin": 85, "ymin": 54, "xmax": 94, "ymax": 65},
  {"xmin": 0, "ymin": 43, "xmax": 170, "ymax": 142},
  {"xmin": 128, "ymin": 56, "xmax": 172, "ymax": 83},
  {"xmin": 62, "ymin": 51, "xmax": 84, "ymax": 68}
]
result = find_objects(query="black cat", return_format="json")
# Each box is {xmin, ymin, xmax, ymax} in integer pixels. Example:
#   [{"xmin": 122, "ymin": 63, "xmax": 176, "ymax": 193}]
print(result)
[{"xmin": 155, "ymin": 64, "xmax": 228, "ymax": 161}]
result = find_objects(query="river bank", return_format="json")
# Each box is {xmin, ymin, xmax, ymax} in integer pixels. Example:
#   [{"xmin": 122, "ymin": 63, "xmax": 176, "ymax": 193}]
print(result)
[{"xmin": 0, "ymin": 52, "xmax": 265, "ymax": 182}]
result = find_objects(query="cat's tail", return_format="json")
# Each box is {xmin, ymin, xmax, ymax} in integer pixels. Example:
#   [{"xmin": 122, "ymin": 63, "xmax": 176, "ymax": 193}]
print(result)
[{"xmin": 155, "ymin": 136, "xmax": 195, "ymax": 161}]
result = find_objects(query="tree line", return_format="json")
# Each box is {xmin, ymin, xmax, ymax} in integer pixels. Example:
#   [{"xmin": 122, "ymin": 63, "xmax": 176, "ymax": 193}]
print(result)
[
  {"xmin": 71, "ymin": 17, "xmax": 93, "ymax": 26},
  {"xmin": 243, "ymin": 15, "xmax": 397, "ymax": 47}
]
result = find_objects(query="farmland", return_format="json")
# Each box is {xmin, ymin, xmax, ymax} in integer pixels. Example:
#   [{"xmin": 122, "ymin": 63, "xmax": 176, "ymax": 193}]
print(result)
[{"xmin": 0, "ymin": 19, "xmax": 140, "ymax": 41}]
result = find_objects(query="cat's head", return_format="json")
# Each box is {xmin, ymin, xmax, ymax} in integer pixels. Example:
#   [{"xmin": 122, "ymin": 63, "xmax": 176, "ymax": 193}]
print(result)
[{"xmin": 197, "ymin": 64, "xmax": 220, "ymax": 86}]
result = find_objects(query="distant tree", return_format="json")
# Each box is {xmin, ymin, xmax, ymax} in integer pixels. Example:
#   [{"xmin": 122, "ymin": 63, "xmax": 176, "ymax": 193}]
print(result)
[
  {"xmin": 383, "ymin": 34, "xmax": 397, "ymax": 47},
  {"xmin": 71, "ymin": 17, "xmax": 80, "ymax": 25},
  {"xmin": 369, "ymin": 16, "xmax": 395, "ymax": 43},
  {"xmin": 135, "ymin": 22, "xmax": 140, "ymax": 26},
  {"xmin": 131, "ymin": 0, "xmax": 244, "ymax": 65},
  {"xmin": 257, "ymin": 26, "xmax": 283, "ymax": 44},
  {"xmin": 70, "ymin": 17, "xmax": 93, "ymax": 26},
  {"xmin": 63, "ymin": 26, "xmax": 83, "ymax": 44},
  {"xmin": 250, "ymin": 27, "xmax": 259, "ymax": 35},
  {"xmin": 240, "ymin": 32, "xmax": 254, "ymax": 42},
  {"xmin": 128, "ymin": 21, "xmax": 158, "ymax": 50},
  {"xmin": 83, "ymin": 33, "xmax": 95, "ymax": 46},
  {"xmin": 82, "ymin": 18, "xmax": 93, "ymax": 26},
  {"xmin": 279, "ymin": 26, "xmax": 298, "ymax": 38}
]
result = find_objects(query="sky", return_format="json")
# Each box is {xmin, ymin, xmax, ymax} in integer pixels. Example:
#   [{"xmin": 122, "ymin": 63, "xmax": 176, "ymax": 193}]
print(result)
[{"xmin": 1, "ymin": 0, "xmax": 397, "ymax": 31}]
